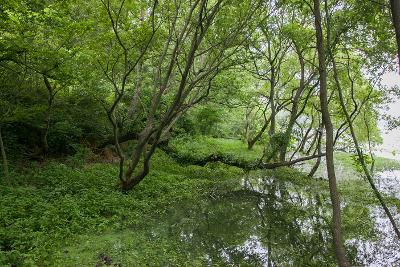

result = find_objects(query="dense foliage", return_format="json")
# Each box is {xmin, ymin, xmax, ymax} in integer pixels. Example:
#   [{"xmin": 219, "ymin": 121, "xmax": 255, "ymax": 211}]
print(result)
[{"xmin": 1, "ymin": 0, "xmax": 400, "ymax": 266}]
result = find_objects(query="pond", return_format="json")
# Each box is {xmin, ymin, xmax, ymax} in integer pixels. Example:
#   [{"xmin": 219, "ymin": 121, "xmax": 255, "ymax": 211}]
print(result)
[
  {"xmin": 161, "ymin": 174, "xmax": 335, "ymax": 266},
  {"xmin": 145, "ymin": 170, "xmax": 400, "ymax": 266}
]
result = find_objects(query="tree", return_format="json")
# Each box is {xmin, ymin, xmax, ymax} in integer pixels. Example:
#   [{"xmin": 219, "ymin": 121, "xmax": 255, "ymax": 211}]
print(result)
[
  {"xmin": 0, "ymin": 0, "xmax": 91, "ymax": 156},
  {"xmin": 278, "ymin": 21, "xmax": 317, "ymax": 161},
  {"xmin": 243, "ymin": 4, "xmax": 291, "ymax": 150},
  {"xmin": 98, "ymin": 0, "xmax": 262, "ymax": 191},
  {"xmin": 325, "ymin": 0, "xmax": 400, "ymax": 239},
  {"xmin": 0, "ymin": 123, "xmax": 10, "ymax": 183},
  {"xmin": 390, "ymin": 0, "xmax": 400, "ymax": 71},
  {"xmin": 312, "ymin": 0, "xmax": 350, "ymax": 265}
]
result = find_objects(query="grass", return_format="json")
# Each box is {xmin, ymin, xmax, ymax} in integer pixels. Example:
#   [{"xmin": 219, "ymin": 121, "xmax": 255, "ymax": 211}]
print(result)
[{"xmin": 169, "ymin": 135, "xmax": 264, "ymax": 165}]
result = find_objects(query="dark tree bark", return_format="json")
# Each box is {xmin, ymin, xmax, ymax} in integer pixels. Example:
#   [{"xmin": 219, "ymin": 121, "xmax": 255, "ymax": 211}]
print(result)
[
  {"xmin": 278, "ymin": 47, "xmax": 307, "ymax": 161},
  {"xmin": 42, "ymin": 75, "xmax": 57, "ymax": 156},
  {"xmin": 308, "ymin": 125, "xmax": 323, "ymax": 178},
  {"xmin": 306, "ymin": 130, "xmax": 319, "ymax": 155},
  {"xmin": 312, "ymin": 0, "xmax": 350, "ymax": 266},
  {"xmin": 299, "ymin": 116, "xmax": 314, "ymax": 153},
  {"xmin": 390, "ymin": 0, "xmax": 400, "ymax": 72},
  {"xmin": 248, "ymin": 116, "xmax": 271, "ymax": 150},
  {"xmin": 161, "ymin": 142, "xmax": 325, "ymax": 170},
  {"xmin": 0, "ymin": 125, "xmax": 10, "ymax": 184},
  {"xmin": 100, "ymin": 0, "xmax": 263, "ymax": 191},
  {"xmin": 260, "ymin": 153, "xmax": 326, "ymax": 169},
  {"xmin": 268, "ymin": 65, "xmax": 277, "ymax": 137}
]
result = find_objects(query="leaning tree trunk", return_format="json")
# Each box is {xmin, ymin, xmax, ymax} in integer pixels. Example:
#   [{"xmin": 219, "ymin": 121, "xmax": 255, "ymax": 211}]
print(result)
[
  {"xmin": 308, "ymin": 125, "xmax": 323, "ymax": 178},
  {"xmin": 279, "ymin": 51, "xmax": 306, "ymax": 161},
  {"xmin": 306, "ymin": 130, "xmax": 319, "ymax": 155},
  {"xmin": 248, "ymin": 116, "xmax": 271, "ymax": 150},
  {"xmin": 279, "ymin": 98, "xmax": 300, "ymax": 161},
  {"xmin": 313, "ymin": 0, "xmax": 350, "ymax": 266},
  {"xmin": 390, "ymin": 0, "xmax": 400, "ymax": 72},
  {"xmin": 299, "ymin": 116, "xmax": 314, "ymax": 153},
  {"xmin": 268, "ymin": 67, "xmax": 276, "ymax": 137},
  {"xmin": 0, "ymin": 125, "xmax": 10, "ymax": 184},
  {"xmin": 331, "ymin": 52, "xmax": 400, "ymax": 240}
]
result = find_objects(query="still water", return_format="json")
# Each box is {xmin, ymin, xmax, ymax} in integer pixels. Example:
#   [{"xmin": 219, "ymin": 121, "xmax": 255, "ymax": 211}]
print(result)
[
  {"xmin": 158, "ymin": 170, "xmax": 400, "ymax": 266},
  {"xmin": 347, "ymin": 170, "xmax": 400, "ymax": 266}
]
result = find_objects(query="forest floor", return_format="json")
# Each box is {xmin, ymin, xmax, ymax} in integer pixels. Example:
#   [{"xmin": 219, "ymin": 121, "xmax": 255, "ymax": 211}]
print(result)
[{"xmin": 1, "ymin": 137, "xmax": 400, "ymax": 266}]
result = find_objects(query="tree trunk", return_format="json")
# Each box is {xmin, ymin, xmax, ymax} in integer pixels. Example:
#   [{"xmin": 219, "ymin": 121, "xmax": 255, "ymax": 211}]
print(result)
[
  {"xmin": 245, "ymin": 106, "xmax": 253, "ymax": 146},
  {"xmin": 390, "ymin": 0, "xmax": 400, "ymax": 72},
  {"xmin": 331, "ymin": 49, "xmax": 400, "ymax": 240},
  {"xmin": 308, "ymin": 126, "xmax": 323, "ymax": 177},
  {"xmin": 0, "ymin": 125, "xmax": 10, "ymax": 183},
  {"xmin": 42, "ymin": 75, "xmax": 55, "ymax": 156},
  {"xmin": 279, "ymin": 52, "xmax": 306, "ymax": 161},
  {"xmin": 128, "ymin": 53, "xmax": 143, "ymax": 119},
  {"xmin": 313, "ymin": 0, "xmax": 350, "ymax": 266},
  {"xmin": 260, "ymin": 153, "xmax": 326, "ymax": 169},
  {"xmin": 306, "ymin": 131, "xmax": 318, "ymax": 155},
  {"xmin": 268, "ymin": 67, "xmax": 276, "ymax": 137},
  {"xmin": 264, "ymin": 68, "xmax": 277, "ymax": 162},
  {"xmin": 300, "ymin": 116, "xmax": 314, "ymax": 153},
  {"xmin": 248, "ymin": 117, "xmax": 271, "ymax": 150},
  {"xmin": 279, "ymin": 102, "xmax": 299, "ymax": 161}
]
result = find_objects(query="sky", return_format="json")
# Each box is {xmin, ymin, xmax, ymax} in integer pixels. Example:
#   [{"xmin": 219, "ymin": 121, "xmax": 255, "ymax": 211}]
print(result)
[{"xmin": 377, "ymin": 72, "xmax": 400, "ymax": 160}]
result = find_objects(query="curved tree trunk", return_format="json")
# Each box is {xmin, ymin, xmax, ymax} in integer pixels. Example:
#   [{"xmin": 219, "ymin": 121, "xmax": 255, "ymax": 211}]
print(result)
[
  {"xmin": 248, "ymin": 117, "xmax": 271, "ymax": 150},
  {"xmin": 390, "ymin": 0, "xmax": 400, "ymax": 72},
  {"xmin": 299, "ymin": 116, "xmax": 314, "ymax": 153},
  {"xmin": 279, "ymin": 51, "xmax": 306, "ymax": 161},
  {"xmin": 306, "ymin": 130, "xmax": 319, "ymax": 155},
  {"xmin": 279, "ymin": 100, "xmax": 299, "ymax": 161},
  {"xmin": 313, "ymin": 0, "xmax": 350, "ymax": 265}
]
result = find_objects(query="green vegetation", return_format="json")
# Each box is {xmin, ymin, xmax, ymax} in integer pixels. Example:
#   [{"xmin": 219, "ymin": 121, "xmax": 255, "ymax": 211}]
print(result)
[
  {"xmin": 168, "ymin": 136, "xmax": 264, "ymax": 166},
  {"xmin": 1, "ymin": 0, "xmax": 400, "ymax": 265},
  {"xmin": 170, "ymin": 137, "xmax": 400, "ymax": 175},
  {"xmin": 0, "ymin": 150, "xmax": 243, "ymax": 266},
  {"xmin": 335, "ymin": 152, "xmax": 400, "ymax": 173},
  {"xmin": 1, "ymin": 139, "xmax": 399, "ymax": 266}
]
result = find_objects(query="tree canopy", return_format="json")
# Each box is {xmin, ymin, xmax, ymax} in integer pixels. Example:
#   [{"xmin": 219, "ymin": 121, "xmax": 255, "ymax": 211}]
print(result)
[{"xmin": 1, "ymin": 0, "xmax": 400, "ymax": 266}]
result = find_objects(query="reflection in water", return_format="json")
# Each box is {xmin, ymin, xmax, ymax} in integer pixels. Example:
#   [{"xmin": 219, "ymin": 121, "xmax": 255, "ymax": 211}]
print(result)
[
  {"xmin": 164, "ymin": 174, "xmax": 337, "ymax": 266},
  {"xmin": 347, "ymin": 170, "xmax": 400, "ymax": 267},
  {"xmin": 375, "ymin": 170, "xmax": 400, "ymax": 199},
  {"xmin": 159, "ymin": 170, "xmax": 400, "ymax": 266},
  {"xmin": 347, "ymin": 207, "xmax": 400, "ymax": 266}
]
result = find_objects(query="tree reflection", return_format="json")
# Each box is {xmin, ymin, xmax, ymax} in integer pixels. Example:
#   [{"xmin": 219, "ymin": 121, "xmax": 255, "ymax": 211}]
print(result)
[{"xmin": 162, "ymin": 175, "xmax": 338, "ymax": 266}]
